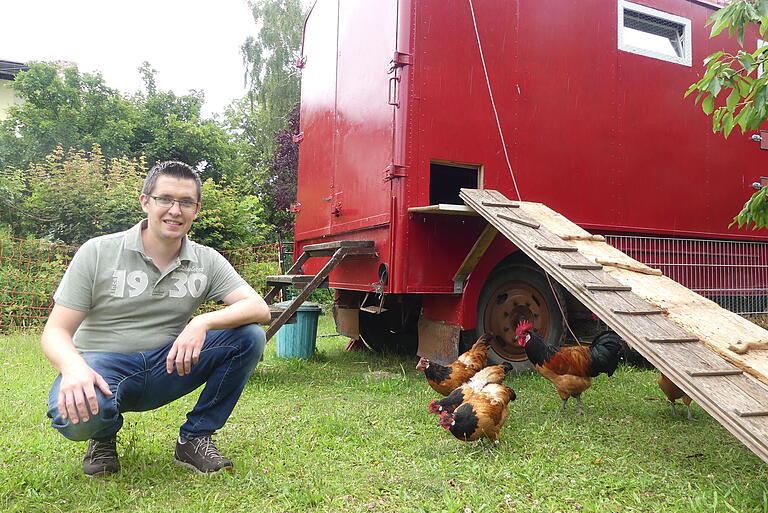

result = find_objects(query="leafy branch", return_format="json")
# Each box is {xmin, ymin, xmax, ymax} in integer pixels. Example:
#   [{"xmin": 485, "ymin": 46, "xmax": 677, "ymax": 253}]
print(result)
[{"xmin": 686, "ymin": 0, "xmax": 768, "ymax": 229}]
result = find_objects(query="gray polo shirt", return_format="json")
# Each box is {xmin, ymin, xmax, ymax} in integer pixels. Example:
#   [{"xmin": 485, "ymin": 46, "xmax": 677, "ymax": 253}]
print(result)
[{"xmin": 53, "ymin": 220, "xmax": 247, "ymax": 353}]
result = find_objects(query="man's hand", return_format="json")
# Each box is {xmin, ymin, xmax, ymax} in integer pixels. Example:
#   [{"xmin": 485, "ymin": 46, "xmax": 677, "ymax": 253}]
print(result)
[
  {"xmin": 166, "ymin": 318, "xmax": 208, "ymax": 376},
  {"xmin": 165, "ymin": 286, "xmax": 268, "ymax": 376},
  {"xmin": 58, "ymin": 361, "xmax": 112, "ymax": 424},
  {"xmin": 41, "ymin": 304, "xmax": 110, "ymax": 424}
]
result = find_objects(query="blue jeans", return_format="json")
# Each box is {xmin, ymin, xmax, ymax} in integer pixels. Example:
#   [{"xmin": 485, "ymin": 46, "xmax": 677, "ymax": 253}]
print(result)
[{"xmin": 47, "ymin": 324, "xmax": 265, "ymax": 441}]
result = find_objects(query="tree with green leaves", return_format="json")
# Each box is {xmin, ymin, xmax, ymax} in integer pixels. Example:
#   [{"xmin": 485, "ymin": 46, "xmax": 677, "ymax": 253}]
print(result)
[
  {"xmin": 0, "ymin": 63, "xmax": 135, "ymax": 171},
  {"xmin": 0, "ymin": 61, "xmax": 244, "ymax": 184},
  {"xmin": 687, "ymin": 0, "xmax": 768, "ymax": 229},
  {"xmin": 230, "ymin": 0, "xmax": 305, "ymax": 241},
  {"xmin": 239, "ymin": 0, "xmax": 304, "ymax": 155},
  {"xmin": 3, "ymin": 146, "xmax": 145, "ymax": 244},
  {"xmin": 0, "ymin": 145, "xmax": 273, "ymax": 248}
]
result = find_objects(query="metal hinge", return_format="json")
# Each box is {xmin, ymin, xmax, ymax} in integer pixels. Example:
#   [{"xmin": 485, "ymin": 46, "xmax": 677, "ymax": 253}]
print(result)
[
  {"xmin": 383, "ymin": 164, "xmax": 407, "ymax": 180},
  {"xmin": 388, "ymin": 51, "xmax": 412, "ymax": 73}
]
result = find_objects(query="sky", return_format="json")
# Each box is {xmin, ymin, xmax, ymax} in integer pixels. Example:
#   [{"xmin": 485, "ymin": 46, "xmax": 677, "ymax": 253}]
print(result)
[{"xmin": 1, "ymin": 0, "xmax": 259, "ymax": 118}]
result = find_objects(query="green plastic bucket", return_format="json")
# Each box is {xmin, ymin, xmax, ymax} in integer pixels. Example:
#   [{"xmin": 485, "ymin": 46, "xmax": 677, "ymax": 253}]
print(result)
[{"xmin": 275, "ymin": 301, "xmax": 322, "ymax": 359}]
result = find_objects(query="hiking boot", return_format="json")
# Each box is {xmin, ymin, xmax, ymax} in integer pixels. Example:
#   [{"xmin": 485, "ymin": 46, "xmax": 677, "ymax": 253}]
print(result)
[
  {"xmin": 174, "ymin": 435, "xmax": 233, "ymax": 473},
  {"xmin": 83, "ymin": 437, "xmax": 120, "ymax": 477}
]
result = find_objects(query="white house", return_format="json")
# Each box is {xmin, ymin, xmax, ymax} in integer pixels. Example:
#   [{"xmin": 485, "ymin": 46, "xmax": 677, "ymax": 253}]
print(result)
[{"xmin": 0, "ymin": 60, "xmax": 29, "ymax": 121}]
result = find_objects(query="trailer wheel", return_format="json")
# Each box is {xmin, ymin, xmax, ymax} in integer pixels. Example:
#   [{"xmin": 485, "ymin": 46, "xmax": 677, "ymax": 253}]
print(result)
[{"xmin": 476, "ymin": 264, "xmax": 566, "ymax": 366}]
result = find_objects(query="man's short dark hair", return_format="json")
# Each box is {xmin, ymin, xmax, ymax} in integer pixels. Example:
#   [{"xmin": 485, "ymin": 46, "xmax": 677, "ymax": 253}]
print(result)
[{"xmin": 142, "ymin": 161, "xmax": 202, "ymax": 201}]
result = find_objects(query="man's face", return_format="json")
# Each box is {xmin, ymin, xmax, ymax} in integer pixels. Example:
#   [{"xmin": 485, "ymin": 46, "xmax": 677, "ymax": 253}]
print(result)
[{"xmin": 139, "ymin": 175, "xmax": 200, "ymax": 242}]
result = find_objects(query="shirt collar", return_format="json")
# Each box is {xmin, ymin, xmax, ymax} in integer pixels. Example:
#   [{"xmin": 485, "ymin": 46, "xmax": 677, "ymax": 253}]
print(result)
[{"xmin": 124, "ymin": 219, "xmax": 197, "ymax": 263}]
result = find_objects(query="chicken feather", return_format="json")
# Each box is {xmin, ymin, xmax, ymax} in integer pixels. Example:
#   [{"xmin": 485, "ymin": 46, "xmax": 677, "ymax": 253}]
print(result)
[{"xmin": 417, "ymin": 333, "xmax": 494, "ymax": 396}]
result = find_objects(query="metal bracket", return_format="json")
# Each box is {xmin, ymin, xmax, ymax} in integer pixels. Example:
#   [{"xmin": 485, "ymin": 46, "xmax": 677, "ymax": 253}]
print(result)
[
  {"xmin": 360, "ymin": 288, "xmax": 387, "ymax": 314},
  {"xmin": 289, "ymin": 202, "xmax": 302, "ymax": 214},
  {"xmin": 388, "ymin": 51, "xmax": 412, "ymax": 73},
  {"xmin": 384, "ymin": 164, "xmax": 407, "ymax": 180},
  {"xmin": 292, "ymin": 132, "xmax": 305, "ymax": 143},
  {"xmin": 388, "ymin": 76, "xmax": 401, "ymax": 106}
]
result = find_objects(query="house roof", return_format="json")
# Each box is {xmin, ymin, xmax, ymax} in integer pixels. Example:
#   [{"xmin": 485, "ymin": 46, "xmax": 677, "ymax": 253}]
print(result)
[{"xmin": 0, "ymin": 60, "xmax": 29, "ymax": 81}]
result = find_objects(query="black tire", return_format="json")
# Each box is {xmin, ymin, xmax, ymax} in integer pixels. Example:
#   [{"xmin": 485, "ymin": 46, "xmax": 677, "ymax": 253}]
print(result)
[{"xmin": 476, "ymin": 264, "xmax": 566, "ymax": 368}]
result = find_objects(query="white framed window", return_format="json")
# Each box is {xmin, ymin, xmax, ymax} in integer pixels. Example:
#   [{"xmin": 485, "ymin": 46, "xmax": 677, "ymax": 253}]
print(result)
[{"xmin": 618, "ymin": 0, "xmax": 692, "ymax": 66}]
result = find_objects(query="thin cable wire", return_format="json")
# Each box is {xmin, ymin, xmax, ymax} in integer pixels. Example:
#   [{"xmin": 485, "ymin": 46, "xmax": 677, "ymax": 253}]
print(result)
[
  {"xmin": 470, "ymin": 0, "xmax": 580, "ymax": 340},
  {"xmin": 545, "ymin": 271, "xmax": 581, "ymax": 345},
  {"xmin": 468, "ymin": 0, "xmax": 521, "ymax": 200},
  {"xmin": 470, "ymin": 0, "xmax": 595, "ymax": 342}
]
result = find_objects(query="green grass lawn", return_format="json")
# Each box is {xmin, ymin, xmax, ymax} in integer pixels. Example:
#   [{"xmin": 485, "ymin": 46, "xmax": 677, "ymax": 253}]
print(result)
[{"xmin": 2, "ymin": 314, "xmax": 768, "ymax": 513}]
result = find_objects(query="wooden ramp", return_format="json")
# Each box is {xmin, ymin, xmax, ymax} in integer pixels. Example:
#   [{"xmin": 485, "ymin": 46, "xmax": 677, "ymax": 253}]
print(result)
[{"xmin": 460, "ymin": 188, "xmax": 768, "ymax": 464}]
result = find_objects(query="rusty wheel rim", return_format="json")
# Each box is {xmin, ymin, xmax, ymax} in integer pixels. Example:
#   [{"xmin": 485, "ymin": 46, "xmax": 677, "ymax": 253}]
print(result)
[{"xmin": 483, "ymin": 281, "xmax": 552, "ymax": 361}]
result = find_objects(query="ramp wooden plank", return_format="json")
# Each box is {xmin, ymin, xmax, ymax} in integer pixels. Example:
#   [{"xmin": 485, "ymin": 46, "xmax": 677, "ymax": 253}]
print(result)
[
  {"xmin": 612, "ymin": 309, "xmax": 664, "ymax": 316},
  {"xmin": 660, "ymin": 356, "xmax": 768, "ymax": 442},
  {"xmin": 497, "ymin": 213, "xmax": 541, "ymax": 229},
  {"xmin": 560, "ymin": 263, "xmax": 604, "ymax": 270},
  {"xmin": 737, "ymin": 410, "xmax": 768, "ymax": 418},
  {"xmin": 459, "ymin": 188, "xmax": 768, "ymax": 464},
  {"xmin": 463, "ymin": 189, "xmax": 768, "ymax": 383},
  {"xmin": 408, "ymin": 204, "xmax": 479, "ymax": 216},
  {"xmin": 481, "ymin": 201, "xmax": 521, "ymax": 208}
]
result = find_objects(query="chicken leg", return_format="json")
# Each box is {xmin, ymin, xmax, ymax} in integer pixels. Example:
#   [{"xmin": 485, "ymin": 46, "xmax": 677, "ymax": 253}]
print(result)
[
  {"xmin": 558, "ymin": 395, "xmax": 585, "ymax": 415},
  {"xmin": 575, "ymin": 395, "xmax": 584, "ymax": 416},
  {"xmin": 670, "ymin": 399, "xmax": 693, "ymax": 420}
]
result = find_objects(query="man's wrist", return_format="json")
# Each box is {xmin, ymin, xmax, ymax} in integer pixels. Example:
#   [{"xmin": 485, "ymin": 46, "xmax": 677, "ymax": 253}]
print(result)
[
  {"xmin": 59, "ymin": 355, "xmax": 88, "ymax": 375},
  {"xmin": 189, "ymin": 314, "xmax": 211, "ymax": 331}
]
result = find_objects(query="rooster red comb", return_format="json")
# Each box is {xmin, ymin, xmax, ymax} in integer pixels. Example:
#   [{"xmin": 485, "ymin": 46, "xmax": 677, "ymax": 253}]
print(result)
[{"xmin": 515, "ymin": 320, "xmax": 533, "ymax": 337}]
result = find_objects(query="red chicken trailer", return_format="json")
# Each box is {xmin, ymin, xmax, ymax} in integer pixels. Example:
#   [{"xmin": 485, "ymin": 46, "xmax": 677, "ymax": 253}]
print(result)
[{"xmin": 292, "ymin": 0, "xmax": 768, "ymax": 364}]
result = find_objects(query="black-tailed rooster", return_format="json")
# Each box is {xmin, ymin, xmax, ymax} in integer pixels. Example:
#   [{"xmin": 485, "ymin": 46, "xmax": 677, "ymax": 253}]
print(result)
[{"xmin": 515, "ymin": 320, "xmax": 622, "ymax": 415}]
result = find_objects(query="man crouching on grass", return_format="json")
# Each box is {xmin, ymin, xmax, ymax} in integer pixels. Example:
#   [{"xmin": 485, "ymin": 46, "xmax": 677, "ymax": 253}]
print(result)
[{"xmin": 41, "ymin": 160, "xmax": 271, "ymax": 477}]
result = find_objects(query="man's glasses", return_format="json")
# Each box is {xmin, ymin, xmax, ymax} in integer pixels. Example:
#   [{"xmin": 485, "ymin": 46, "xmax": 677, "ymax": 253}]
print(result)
[{"xmin": 149, "ymin": 195, "xmax": 199, "ymax": 213}]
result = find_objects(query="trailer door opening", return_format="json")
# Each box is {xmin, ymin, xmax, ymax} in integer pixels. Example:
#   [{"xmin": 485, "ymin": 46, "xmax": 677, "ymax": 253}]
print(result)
[{"xmin": 429, "ymin": 162, "xmax": 480, "ymax": 205}]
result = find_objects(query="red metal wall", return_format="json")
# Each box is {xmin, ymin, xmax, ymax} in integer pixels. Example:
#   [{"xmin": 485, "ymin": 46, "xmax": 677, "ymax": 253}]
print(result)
[
  {"xmin": 408, "ymin": 0, "xmax": 763, "ymax": 234},
  {"xmin": 296, "ymin": 0, "xmax": 400, "ymax": 289},
  {"xmin": 296, "ymin": 0, "xmax": 767, "ymax": 317},
  {"xmin": 294, "ymin": 0, "xmax": 337, "ymax": 241}
]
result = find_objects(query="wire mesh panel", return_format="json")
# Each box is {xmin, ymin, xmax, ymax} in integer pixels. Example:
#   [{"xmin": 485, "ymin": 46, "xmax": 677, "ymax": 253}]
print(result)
[
  {"xmin": 216, "ymin": 244, "xmax": 281, "ymax": 298},
  {"xmin": 195, "ymin": 244, "xmax": 281, "ymax": 315},
  {"xmin": 606, "ymin": 235, "xmax": 768, "ymax": 315},
  {"xmin": 0, "ymin": 235, "xmax": 77, "ymax": 333},
  {"xmin": 0, "ymin": 237, "xmax": 281, "ymax": 333},
  {"xmin": 624, "ymin": 10, "xmax": 685, "ymax": 58},
  {"xmin": 618, "ymin": 0, "xmax": 692, "ymax": 66}
]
